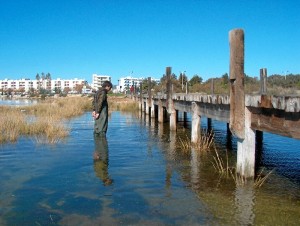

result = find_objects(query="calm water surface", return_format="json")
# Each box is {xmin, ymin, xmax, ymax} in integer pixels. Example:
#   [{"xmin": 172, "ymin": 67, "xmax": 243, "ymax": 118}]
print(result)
[
  {"xmin": 0, "ymin": 109, "xmax": 299, "ymax": 225},
  {"xmin": 0, "ymin": 97, "xmax": 38, "ymax": 106}
]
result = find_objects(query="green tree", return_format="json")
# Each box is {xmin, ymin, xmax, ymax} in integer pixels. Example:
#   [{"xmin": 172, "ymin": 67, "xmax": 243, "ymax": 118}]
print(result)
[
  {"xmin": 36, "ymin": 73, "xmax": 41, "ymax": 91},
  {"xmin": 36, "ymin": 73, "xmax": 40, "ymax": 81},
  {"xmin": 189, "ymin": 74, "xmax": 203, "ymax": 86},
  {"xmin": 221, "ymin": 73, "xmax": 229, "ymax": 85}
]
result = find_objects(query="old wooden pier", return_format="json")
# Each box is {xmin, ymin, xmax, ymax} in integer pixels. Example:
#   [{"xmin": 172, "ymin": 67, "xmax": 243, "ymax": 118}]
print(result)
[{"xmin": 136, "ymin": 29, "xmax": 300, "ymax": 178}]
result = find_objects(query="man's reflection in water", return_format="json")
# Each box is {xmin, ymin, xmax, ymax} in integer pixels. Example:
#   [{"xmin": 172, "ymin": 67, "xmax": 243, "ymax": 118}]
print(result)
[{"xmin": 93, "ymin": 136, "xmax": 113, "ymax": 186}]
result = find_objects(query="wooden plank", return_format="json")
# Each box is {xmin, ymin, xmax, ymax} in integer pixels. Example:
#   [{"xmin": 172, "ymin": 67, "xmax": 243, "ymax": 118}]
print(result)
[{"xmin": 250, "ymin": 107, "xmax": 300, "ymax": 139}]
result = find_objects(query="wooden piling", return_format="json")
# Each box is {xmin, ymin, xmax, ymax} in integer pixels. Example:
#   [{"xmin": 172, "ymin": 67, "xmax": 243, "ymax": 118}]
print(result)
[
  {"xmin": 211, "ymin": 78, "xmax": 214, "ymax": 95},
  {"xmin": 166, "ymin": 67, "xmax": 176, "ymax": 131},
  {"xmin": 260, "ymin": 68, "xmax": 267, "ymax": 95},
  {"xmin": 229, "ymin": 29, "xmax": 245, "ymax": 139},
  {"xmin": 229, "ymin": 29, "xmax": 255, "ymax": 178},
  {"xmin": 158, "ymin": 99, "xmax": 164, "ymax": 123},
  {"xmin": 191, "ymin": 102, "xmax": 200, "ymax": 143},
  {"xmin": 148, "ymin": 77, "xmax": 155, "ymax": 117},
  {"xmin": 140, "ymin": 82, "xmax": 143, "ymax": 111}
]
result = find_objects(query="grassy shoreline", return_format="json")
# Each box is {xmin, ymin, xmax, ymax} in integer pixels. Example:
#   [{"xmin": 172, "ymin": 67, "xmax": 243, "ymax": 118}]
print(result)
[{"xmin": 0, "ymin": 95, "xmax": 138, "ymax": 144}]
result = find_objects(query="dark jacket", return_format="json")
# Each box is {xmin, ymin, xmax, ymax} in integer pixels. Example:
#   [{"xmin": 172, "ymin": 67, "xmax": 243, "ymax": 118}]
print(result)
[{"xmin": 92, "ymin": 88, "xmax": 108, "ymax": 114}]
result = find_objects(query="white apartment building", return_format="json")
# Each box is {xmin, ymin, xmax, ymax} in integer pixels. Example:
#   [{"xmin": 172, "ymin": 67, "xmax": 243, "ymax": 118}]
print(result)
[
  {"xmin": 92, "ymin": 74, "xmax": 111, "ymax": 90},
  {"xmin": 0, "ymin": 78, "xmax": 85, "ymax": 93},
  {"xmin": 117, "ymin": 76, "xmax": 160, "ymax": 92}
]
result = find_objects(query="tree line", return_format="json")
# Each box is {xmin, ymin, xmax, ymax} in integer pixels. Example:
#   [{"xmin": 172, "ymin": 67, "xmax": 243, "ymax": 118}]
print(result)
[{"xmin": 139, "ymin": 72, "xmax": 300, "ymax": 95}]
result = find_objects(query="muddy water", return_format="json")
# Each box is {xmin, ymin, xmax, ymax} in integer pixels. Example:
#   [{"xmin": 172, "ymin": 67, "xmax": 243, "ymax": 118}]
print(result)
[{"xmin": 0, "ymin": 111, "xmax": 299, "ymax": 225}]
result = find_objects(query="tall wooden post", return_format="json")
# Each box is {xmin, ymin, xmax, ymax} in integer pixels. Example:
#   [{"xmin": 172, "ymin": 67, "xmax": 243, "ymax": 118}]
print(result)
[
  {"xmin": 166, "ymin": 67, "xmax": 176, "ymax": 131},
  {"xmin": 145, "ymin": 77, "xmax": 152, "ymax": 115},
  {"xmin": 229, "ymin": 29, "xmax": 255, "ymax": 178},
  {"xmin": 148, "ymin": 77, "xmax": 155, "ymax": 118},
  {"xmin": 139, "ymin": 82, "xmax": 143, "ymax": 111},
  {"xmin": 229, "ymin": 29, "xmax": 245, "ymax": 138},
  {"xmin": 158, "ymin": 99, "xmax": 164, "ymax": 122},
  {"xmin": 191, "ymin": 102, "xmax": 200, "ymax": 143},
  {"xmin": 260, "ymin": 68, "xmax": 267, "ymax": 95}
]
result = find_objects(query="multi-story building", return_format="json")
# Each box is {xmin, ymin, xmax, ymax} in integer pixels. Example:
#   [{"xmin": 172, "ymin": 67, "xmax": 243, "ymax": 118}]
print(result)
[
  {"xmin": 117, "ymin": 76, "xmax": 160, "ymax": 93},
  {"xmin": 0, "ymin": 78, "xmax": 85, "ymax": 93},
  {"xmin": 91, "ymin": 74, "xmax": 111, "ymax": 90}
]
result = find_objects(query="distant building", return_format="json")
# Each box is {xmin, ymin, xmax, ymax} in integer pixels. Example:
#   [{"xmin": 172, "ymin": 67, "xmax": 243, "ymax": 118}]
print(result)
[
  {"xmin": 117, "ymin": 76, "xmax": 159, "ymax": 93},
  {"xmin": 92, "ymin": 74, "xmax": 111, "ymax": 90},
  {"xmin": 0, "ymin": 78, "xmax": 85, "ymax": 93}
]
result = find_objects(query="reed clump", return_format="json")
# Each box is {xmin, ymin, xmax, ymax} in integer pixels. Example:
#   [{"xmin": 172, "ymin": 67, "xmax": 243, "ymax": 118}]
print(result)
[
  {"xmin": 108, "ymin": 96, "xmax": 139, "ymax": 112},
  {"xmin": 0, "ymin": 96, "xmax": 141, "ymax": 144},
  {"xmin": 211, "ymin": 147, "xmax": 231, "ymax": 176},
  {"xmin": 196, "ymin": 130, "xmax": 215, "ymax": 151},
  {"xmin": 0, "ymin": 97, "xmax": 91, "ymax": 144},
  {"xmin": 178, "ymin": 130, "xmax": 215, "ymax": 153},
  {"xmin": 29, "ymin": 117, "xmax": 70, "ymax": 144},
  {"xmin": 23, "ymin": 96, "xmax": 92, "ymax": 119},
  {"xmin": 0, "ymin": 106, "xmax": 27, "ymax": 143},
  {"xmin": 254, "ymin": 168, "xmax": 273, "ymax": 188},
  {"xmin": 211, "ymin": 147, "xmax": 273, "ymax": 188}
]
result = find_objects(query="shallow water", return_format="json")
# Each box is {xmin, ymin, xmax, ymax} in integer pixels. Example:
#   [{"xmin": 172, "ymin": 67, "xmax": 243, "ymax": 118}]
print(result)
[
  {"xmin": 0, "ymin": 110, "xmax": 299, "ymax": 225},
  {"xmin": 0, "ymin": 97, "xmax": 38, "ymax": 107}
]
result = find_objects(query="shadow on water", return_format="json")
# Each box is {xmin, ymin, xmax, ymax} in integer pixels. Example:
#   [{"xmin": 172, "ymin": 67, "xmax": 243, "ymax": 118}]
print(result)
[{"xmin": 0, "ymin": 108, "xmax": 299, "ymax": 225}]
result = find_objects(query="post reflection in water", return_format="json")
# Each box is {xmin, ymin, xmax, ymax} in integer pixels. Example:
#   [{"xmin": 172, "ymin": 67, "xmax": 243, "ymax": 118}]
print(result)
[
  {"xmin": 234, "ymin": 183, "xmax": 255, "ymax": 226},
  {"xmin": 93, "ymin": 136, "xmax": 113, "ymax": 186}
]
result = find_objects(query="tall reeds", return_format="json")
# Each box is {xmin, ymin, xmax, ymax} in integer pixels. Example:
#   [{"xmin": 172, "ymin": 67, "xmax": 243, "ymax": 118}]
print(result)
[
  {"xmin": 0, "ymin": 97, "xmax": 91, "ymax": 144},
  {"xmin": 108, "ymin": 97, "xmax": 139, "ymax": 112},
  {"xmin": 178, "ymin": 130, "xmax": 215, "ymax": 153},
  {"xmin": 0, "ymin": 96, "xmax": 140, "ymax": 144},
  {"xmin": 211, "ymin": 147, "xmax": 273, "ymax": 188},
  {"xmin": 0, "ymin": 106, "xmax": 26, "ymax": 143}
]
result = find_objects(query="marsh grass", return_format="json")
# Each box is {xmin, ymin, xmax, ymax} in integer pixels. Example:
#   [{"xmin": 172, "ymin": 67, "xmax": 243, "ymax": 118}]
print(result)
[
  {"xmin": 108, "ymin": 97, "xmax": 139, "ymax": 112},
  {"xmin": 178, "ymin": 130, "xmax": 215, "ymax": 153},
  {"xmin": 178, "ymin": 136, "xmax": 191, "ymax": 152},
  {"xmin": 0, "ymin": 106, "xmax": 26, "ymax": 143},
  {"xmin": 23, "ymin": 96, "xmax": 92, "ymax": 119},
  {"xmin": 0, "ymin": 96, "xmax": 140, "ymax": 144},
  {"xmin": 196, "ymin": 130, "xmax": 215, "ymax": 151},
  {"xmin": 211, "ymin": 147, "xmax": 273, "ymax": 188},
  {"xmin": 254, "ymin": 168, "xmax": 274, "ymax": 188},
  {"xmin": 0, "ymin": 97, "xmax": 90, "ymax": 144},
  {"xmin": 29, "ymin": 117, "xmax": 70, "ymax": 144},
  {"xmin": 211, "ymin": 147, "xmax": 231, "ymax": 175}
]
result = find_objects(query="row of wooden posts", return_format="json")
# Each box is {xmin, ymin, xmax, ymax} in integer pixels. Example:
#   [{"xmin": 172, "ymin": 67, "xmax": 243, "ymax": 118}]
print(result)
[{"xmin": 134, "ymin": 28, "xmax": 296, "ymax": 179}]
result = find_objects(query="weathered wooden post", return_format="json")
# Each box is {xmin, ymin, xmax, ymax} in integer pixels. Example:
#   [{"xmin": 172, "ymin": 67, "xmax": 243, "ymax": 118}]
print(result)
[
  {"xmin": 166, "ymin": 67, "xmax": 176, "ymax": 131},
  {"xmin": 257, "ymin": 68, "xmax": 265, "ymax": 148},
  {"xmin": 191, "ymin": 102, "xmax": 201, "ymax": 143},
  {"xmin": 158, "ymin": 99, "xmax": 164, "ymax": 122},
  {"xmin": 185, "ymin": 82, "xmax": 188, "ymax": 94},
  {"xmin": 139, "ymin": 82, "xmax": 143, "ymax": 111},
  {"xmin": 145, "ymin": 77, "xmax": 152, "ymax": 115},
  {"xmin": 260, "ymin": 68, "xmax": 267, "ymax": 95},
  {"xmin": 229, "ymin": 28, "xmax": 255, "ymax": 178},
  {"xmin": 148, "ymin": 77, "xmax": 155, "ymax": 118}
]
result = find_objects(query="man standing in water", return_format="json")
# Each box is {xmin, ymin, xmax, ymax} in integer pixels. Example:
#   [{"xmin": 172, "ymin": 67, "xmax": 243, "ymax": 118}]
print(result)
[{"xmin": 92, "ymin": 81, "xmax": 113, "ymax": 137}]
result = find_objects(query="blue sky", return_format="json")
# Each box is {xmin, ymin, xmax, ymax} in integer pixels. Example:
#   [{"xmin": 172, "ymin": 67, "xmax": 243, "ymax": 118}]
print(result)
[{"xmin": 0, "ymin": 0, "xmax": 299, "ymax": 85}]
